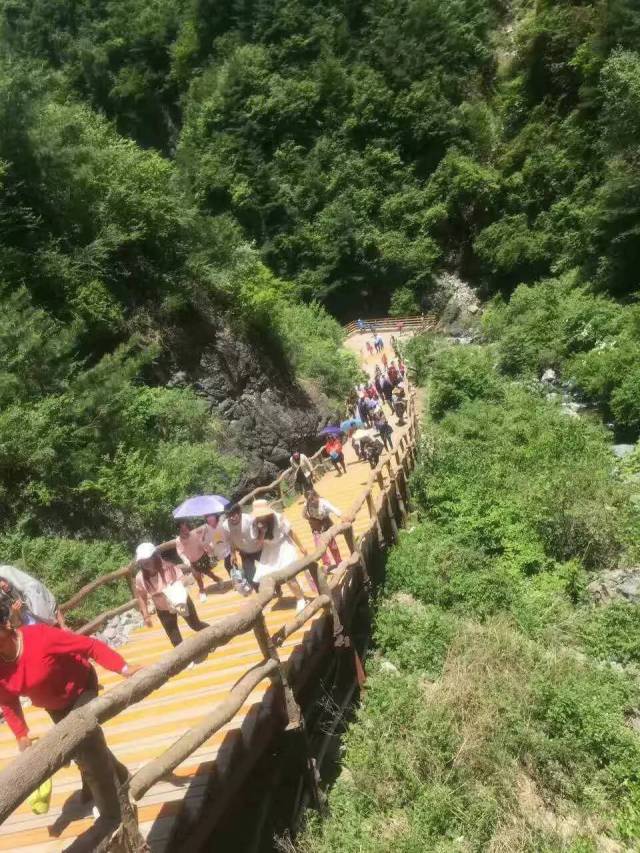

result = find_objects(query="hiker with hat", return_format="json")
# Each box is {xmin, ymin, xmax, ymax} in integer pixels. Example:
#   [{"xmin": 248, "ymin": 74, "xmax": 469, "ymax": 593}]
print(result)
[
  {"xmin": 222, "ymin": 504, "xmax": 262, "ymax": 590},
  {"xmin": 302, "ymin": 489, "xmax": 345, "ymax": 571},
  {"xmin": 251, "ymin": 500, "xmax": 310, "ymax": 613},
  {"xmin": 134, "ymin": 543, "xmax": 209, "ymax": 649},
  {"xmin": 290, "ymin": 451, "xmax": 314, "ymax": 493}
]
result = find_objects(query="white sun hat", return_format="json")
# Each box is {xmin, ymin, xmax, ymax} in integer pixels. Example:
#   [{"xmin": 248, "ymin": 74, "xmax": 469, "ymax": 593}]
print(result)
[
  {"xmin": 251, "ymin": 499, "xmax": 274, "ymax": 520},
  {"xmin": 135, "ymin": 542, "xmax": 157, "ymax": 562}
]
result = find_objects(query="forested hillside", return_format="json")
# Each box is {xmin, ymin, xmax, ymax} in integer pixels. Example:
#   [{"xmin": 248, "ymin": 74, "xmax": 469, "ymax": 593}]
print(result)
[
  {"xmin": 1, "ymin": 0, "xmax": 640, "ymax": 843},
  {"xmin": 1, "ymin": 0, "xmax": 639, "ymax": 685}
]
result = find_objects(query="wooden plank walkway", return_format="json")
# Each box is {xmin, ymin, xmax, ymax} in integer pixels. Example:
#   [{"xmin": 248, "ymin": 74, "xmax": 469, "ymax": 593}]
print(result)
[{"xmin": 0, "ymin": 331, "xmax": 416, "ymax": 852}]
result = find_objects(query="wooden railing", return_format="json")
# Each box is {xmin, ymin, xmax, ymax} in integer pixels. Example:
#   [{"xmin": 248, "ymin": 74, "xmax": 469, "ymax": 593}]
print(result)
[
  {"xmin": 0, "ymin": 389, "xmax": 420, "ymax": 849},
  {"xmin": 343, "ymin": 314, "xmax": 436, "ymax": 335}
]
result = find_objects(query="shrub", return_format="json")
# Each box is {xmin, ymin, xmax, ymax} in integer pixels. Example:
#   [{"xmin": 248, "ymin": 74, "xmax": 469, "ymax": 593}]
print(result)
[
  {"xmin": 388, "ymin": 285, "xmax": 420, "ymax": 317},
  {"xmin": 301, "ymin": 621, "xmax": 638, "ymax": 852},
  {"xmin": 578, "ymin": 603, "xmax": 640, "ymax": 665},
  {"xmin": 374, "ymin": 597, "xmax": 457, "ymax": 677},
  {"xmin": 273, "ymin": 300, "xmax": 362, "ymax": 402},
  {"xmin": 482, "ymin": 273, "xmax": 622, "ymax": 378},
  {"xmin": 428, "ymin": 344, "xmax": 505, "ymax": 419}
]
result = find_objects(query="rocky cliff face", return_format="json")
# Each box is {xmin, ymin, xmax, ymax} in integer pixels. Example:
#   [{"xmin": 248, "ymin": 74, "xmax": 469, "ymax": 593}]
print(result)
[
  {"xmin": 430, "ymin": 272, "xmax": 482, "ymax": 335},
  {"xmin": 163, "ymin": 314, "xmax": 334, "ymax": 491}
]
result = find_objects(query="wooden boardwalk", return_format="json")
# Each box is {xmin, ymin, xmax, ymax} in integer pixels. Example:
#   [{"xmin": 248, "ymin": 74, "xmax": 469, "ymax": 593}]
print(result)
[{"xmin": 0, "ymin": 331, "xmax": 417, "ymax": 852}]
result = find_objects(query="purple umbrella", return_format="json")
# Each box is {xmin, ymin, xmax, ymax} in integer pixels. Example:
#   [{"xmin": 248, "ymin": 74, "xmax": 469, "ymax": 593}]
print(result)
[
  {"xmin": 319, "ymin": 425, "xmax": 343, "ymax": 437},
  {"xmin": 172, "ymin": 495, "xmax": 230, "ymax": 519}
]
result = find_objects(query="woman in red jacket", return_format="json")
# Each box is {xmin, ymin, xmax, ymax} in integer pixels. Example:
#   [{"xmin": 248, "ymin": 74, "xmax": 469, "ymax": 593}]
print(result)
[{"xmin": 0, "ymin": 600, "xmax": 140, "ymax": 816}]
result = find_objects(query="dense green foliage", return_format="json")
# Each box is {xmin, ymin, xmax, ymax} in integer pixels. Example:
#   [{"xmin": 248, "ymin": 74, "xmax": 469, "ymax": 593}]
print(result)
[
  {"xmin": 301, "ymin": 338, "xmax": 640, "ymax": 851},
  {"xmin": 482, "ymin": 276, "xmax": 640, "ymax": 430},
  {"xmin": 0, "ymin": 31, "xmax": 359, "ymax": 618},
  {"xmin": 2, "ymin": 0, "xmax": 637, "ymax": 317}
]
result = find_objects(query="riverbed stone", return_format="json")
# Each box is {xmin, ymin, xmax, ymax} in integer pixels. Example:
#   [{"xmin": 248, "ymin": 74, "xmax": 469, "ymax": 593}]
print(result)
[
  {"xmin": 588, "ymin": 568, "xmax": 640, "ymax": 604},
  {"xmin": 612, "ymin": 444, "xmax": 635, "ymax": 459}
]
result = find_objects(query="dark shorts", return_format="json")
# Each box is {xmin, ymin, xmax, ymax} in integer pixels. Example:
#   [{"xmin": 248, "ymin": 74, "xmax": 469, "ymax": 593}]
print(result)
[{"xmin": 192, "ymin": 554, "xmax": 213, "ymax": 574}]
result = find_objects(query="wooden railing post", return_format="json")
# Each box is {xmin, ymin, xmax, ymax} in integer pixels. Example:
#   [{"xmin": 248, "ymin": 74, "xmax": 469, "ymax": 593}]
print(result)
[
  {"xmin": 253, "ymin": 613, "xmax": 301, "ymax": 729},
  {"xmin": 344, "ymin": 524, "xmax": 356, "ymax": 554},
  {"xmin": 366, "ymin": 492, "xmax": 375, "ymax": 518},
  {"xmin": 72, "ymin": 723, "xmax": 147, "ymax": 852},
  {"xmin": 392, "ymin": 470, "xmax": 408, "ymax": 524},
  {"xmin": 309, "ymin": 561, "xmax": 344, "ymax": 644},
  {"xmin": 385, "ymin": 492, "xmax": 399, "ymax": 543}
]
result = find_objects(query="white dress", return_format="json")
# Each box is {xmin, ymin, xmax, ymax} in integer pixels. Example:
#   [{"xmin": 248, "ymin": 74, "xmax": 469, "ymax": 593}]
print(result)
[{"xmin": 253, "ymin": 514, "xmax": 298, "ymax": 582}]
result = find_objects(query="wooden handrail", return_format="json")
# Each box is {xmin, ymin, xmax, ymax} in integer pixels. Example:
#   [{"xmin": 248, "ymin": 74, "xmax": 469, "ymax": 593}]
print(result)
[
  {"xmin": 344, "ymin": 315, "xmax": 436, "ymax": 334},
  {"xmin": 0, "ymin": 384, "xmax": 418, "ymax": 832},
  {"xmin": 129, "ymin": 657, "xmax": 280, "ymax": 800},
  {"xmin": 60, "ymin": 564, "xmax": 134, "ymax": 614}
]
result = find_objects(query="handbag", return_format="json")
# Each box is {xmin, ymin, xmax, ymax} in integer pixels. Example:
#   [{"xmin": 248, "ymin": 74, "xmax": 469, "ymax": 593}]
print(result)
[{"xmin": 163, "ymin": 581, "xmax": 188, "ymax": 616}]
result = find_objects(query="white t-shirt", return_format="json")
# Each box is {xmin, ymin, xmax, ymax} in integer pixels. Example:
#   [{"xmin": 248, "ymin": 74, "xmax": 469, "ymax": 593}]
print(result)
[
  {"xmin": 222, "ymin": 514, "xmax": 262, "ymax": 554},
  {"xmin": 290, "ymin": 453, "xmax": 313, "ymax": 477},
  {"xmin": 201, "ymin": 524, "xmax": 231, "ymax": 560},
  {"xmin": 304, "ymin": 499, "xmax": 341, "ymax": 521}
]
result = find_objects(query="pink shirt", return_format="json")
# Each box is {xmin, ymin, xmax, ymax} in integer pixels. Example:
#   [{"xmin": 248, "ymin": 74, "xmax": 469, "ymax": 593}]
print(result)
[
  {"xmin": 135, "ymin": 560, "xmax": 184, "ymax": 612},
  {"xmin": 175, "ymin": 530, "xmax": 207, "ymax": 565}
]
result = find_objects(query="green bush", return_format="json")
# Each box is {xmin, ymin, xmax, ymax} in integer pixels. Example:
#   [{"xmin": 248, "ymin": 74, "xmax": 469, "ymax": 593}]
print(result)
[
  {"xmin": 428, "ymin": 344, "xmax": 505, "ymax": 419},
  {"xmin": 301, "ymin": 620, "xmax": 639, "ymax": 852},
  {"xmin": 482, "ymin": 274, "xmax": 623, "ymax": 378},
  {"xmin": 578, "ymin": 603, "xmax": 640, "ymax": 665},
  {"xmin": 388, "ymin": 286, "xmax": 420, "ymax": 317},
  {"xmin": 0, "ymin": 533, "xmax": 131, "ymax": 626},
  {"xmin": 374, "ymin": 597, "xmax": 458, "ymax": 677},
  {"xmin": 273, "ymin": 300, "xmax": 362, "ymax": 402}
]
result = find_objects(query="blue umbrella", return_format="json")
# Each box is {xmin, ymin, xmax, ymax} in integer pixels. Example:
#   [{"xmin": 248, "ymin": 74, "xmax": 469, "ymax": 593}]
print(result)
[
  {"xmin": 173, "ymin": 494, "xmax": 230, "ymax": 519},
  {"xmin": 319, "ymin": 425, "xmax": 343, "ymax": 437},
  {"xmin": 341, "ymin": 418, "xmax": 364, "ymax": 433}
]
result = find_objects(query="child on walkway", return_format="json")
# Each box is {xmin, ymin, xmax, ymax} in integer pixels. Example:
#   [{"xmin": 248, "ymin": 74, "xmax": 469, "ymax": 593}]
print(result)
[{"xmin": 324, "ymin": 436, "xmax": 348, "ymax": 475}]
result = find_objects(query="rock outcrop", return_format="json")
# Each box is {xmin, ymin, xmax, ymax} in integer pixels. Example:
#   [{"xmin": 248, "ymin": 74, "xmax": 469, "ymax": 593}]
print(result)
[
  {"xmin": 430, "ymin": 272, "xmax": 482, "ymax": 335},
  {"xmin": 161, "ymin": 314, "xmax": 335, "ymax": 491}
]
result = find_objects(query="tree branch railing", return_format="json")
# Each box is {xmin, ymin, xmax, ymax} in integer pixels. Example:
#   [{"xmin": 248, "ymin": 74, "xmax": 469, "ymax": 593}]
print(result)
[
  {"xmin": 0, "ymin": 387, "xmax": 420, "ymax": 844},
  {"xmin": 343, "ymin": 314, "xmax": 437, "ymax": 335}
]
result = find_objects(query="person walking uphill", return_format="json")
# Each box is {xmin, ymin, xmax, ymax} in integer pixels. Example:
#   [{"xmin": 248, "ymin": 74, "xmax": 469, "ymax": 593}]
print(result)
[
  {"xmin": 176, "ymin": 521, "xmax": 224, "ymax": 601},
  {"xmin": 373, "ymin": 408, "xmax": 393, "ymax": 450},
  {"xmin": 0, "ymin": 599, "xmax": 140, "ymax": 817},
  {"xmin": 0, "ymin": 565, "xmax": 66, "ymax": 628},
  {"xmin": 222, "ymin": 504, "xmax": 263, "ymax": 589},
  {"xmin": 290, "ymin": 451, "xmax": 314, "ymax": 494},
  {"xmin": 135, "ymin": 543, "xmax": 209, "ymax": 649},
  {"xmin": 251, "ymin": 500, "xmax": 310, "ymax": 613},
  {"xmin": 302, "ymin": 489, "xmax": 344, "ymax": 570},
  {"xmin": 324, "ymin": 435, "xmax": 348, "ymax": 475}
]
